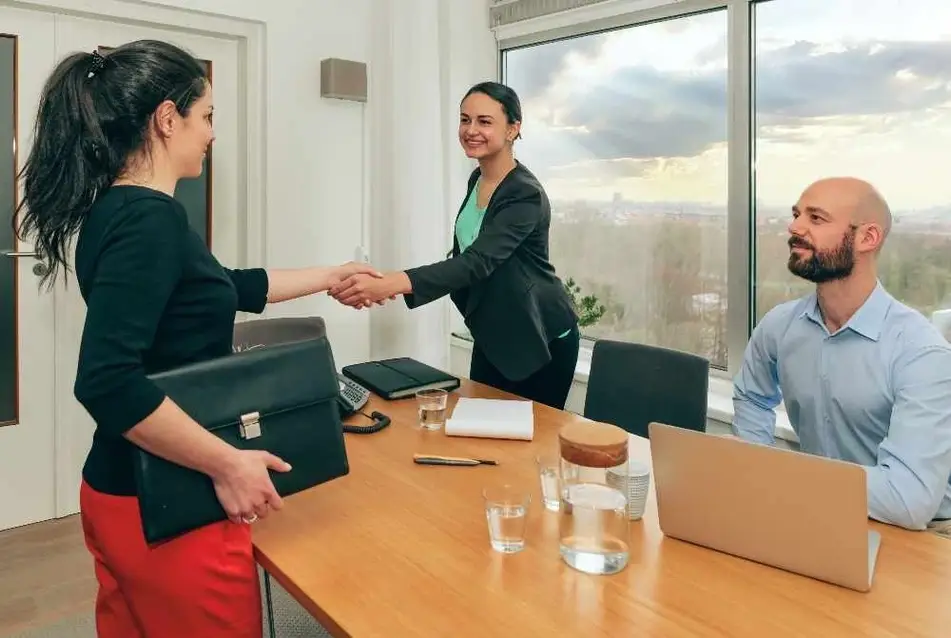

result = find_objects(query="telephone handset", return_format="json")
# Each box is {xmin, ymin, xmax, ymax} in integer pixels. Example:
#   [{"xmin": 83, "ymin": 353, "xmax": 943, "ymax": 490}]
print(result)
[
  {"xmin": 337, "ymin": 373, "xmax": 390, "ymax": 434},
  {"xmin": 337, "ymin": 373, "xmax": 370, "ymax": 417}
]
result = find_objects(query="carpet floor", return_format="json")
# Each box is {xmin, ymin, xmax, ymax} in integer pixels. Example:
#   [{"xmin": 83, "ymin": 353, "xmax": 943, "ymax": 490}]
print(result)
[{"xmin": 5, "ymin": 570, "xmax": 332, "ymax": 638}]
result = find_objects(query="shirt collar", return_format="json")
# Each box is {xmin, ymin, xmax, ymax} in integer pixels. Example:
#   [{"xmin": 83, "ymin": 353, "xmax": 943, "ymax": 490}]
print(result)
[{"xmin": 799, "ymin": 281, "xmax": 892, "ymax": 341}]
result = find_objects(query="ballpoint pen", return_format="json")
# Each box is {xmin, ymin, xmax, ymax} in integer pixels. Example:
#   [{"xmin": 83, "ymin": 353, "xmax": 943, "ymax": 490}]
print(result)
[{"xmin": 413, "ymin": 453, "xmax": 499, "ymax": 466}]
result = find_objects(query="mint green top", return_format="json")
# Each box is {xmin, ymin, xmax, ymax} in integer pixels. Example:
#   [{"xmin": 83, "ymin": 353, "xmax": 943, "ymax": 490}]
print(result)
[
  {"xmin": 455, "ymin": 180, "xmax": 572, "ymax": 340},
  {"xmin": 455, "ymin": 180, "xmax": 486, "ymax": 253}
]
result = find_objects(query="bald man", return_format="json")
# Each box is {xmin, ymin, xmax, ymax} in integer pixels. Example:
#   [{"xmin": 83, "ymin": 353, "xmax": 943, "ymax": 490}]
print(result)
[{"xmin": 732, "ymin": 177, "xmax": 951, "ymax": 533}]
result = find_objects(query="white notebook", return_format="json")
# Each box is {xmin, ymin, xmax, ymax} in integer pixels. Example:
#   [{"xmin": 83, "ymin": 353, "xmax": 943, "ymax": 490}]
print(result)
[{"xmin": 444, "ymin": 398, "xmax": 534, "ymax": 441}]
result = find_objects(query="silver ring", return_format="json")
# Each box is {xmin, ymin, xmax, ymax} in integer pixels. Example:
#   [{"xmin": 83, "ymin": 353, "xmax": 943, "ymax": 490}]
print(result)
[{"xmin": 242, "ymin": 513, "xmax": 259, "ymax": 524}]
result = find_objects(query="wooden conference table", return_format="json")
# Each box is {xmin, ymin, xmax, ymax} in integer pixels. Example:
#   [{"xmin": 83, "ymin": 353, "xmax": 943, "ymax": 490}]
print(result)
[{"xmin": 252, "ymin": 380, "xmax": 951, "ymax": 637}]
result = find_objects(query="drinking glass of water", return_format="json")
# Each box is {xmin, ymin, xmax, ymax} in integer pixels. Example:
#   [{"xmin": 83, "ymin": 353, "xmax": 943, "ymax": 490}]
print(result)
[
  {"xmin": 415, "ymin": 388, "xmax": 448, "ymax": 430},
  {"xmin": 482, "ymin": 483, "xmax": 530, "ymax": 553},
  {"xmin": 535, "ymin": 454, "xmax": 560, "ymax": 511}
]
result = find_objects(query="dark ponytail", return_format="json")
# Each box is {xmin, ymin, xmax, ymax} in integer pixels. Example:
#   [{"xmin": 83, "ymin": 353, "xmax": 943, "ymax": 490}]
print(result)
[{"xmin": 13, "ymin": 40, "xmax": 207, "ymax": 288}]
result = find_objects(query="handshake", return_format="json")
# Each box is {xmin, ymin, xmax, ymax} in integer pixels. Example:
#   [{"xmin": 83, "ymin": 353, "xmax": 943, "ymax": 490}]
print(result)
[{"xmin": 327, "ymin": 261, "xmax": 412, "ymax": 309}]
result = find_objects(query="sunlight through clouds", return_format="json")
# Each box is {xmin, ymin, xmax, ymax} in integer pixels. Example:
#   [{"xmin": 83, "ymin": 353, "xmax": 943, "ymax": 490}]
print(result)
[{"xmin": 506, "ymin": 0, "xmax": 951, "ymax": 211}]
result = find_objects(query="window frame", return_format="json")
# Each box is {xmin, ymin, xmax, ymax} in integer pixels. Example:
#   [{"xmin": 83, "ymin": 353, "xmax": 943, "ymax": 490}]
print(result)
[{"xmin": 495, "ymin": 0, "xmax": 754, "ymax": 380}]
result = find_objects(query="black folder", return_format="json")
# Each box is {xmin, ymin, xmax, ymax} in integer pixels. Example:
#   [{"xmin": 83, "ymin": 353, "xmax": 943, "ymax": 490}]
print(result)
[
  {"xmin": 341, "ymin": 357, "xmax": 460, "ymax": 400},
  {"xmin": 137, "ymin": 337, "xmax": 350, "ymax": 544}
]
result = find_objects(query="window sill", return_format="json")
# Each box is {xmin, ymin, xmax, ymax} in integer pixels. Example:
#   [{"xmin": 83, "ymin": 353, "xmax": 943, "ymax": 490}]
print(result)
[{"xmin": 449, "ymin": 333, "xmax": 799, "ymax": 444}]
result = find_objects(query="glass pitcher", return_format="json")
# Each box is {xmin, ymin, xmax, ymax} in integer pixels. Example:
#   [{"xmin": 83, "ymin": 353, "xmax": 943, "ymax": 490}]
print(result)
[{"xmin": 558, "ymin": 420, "xmax": 630, "ymax": 575}]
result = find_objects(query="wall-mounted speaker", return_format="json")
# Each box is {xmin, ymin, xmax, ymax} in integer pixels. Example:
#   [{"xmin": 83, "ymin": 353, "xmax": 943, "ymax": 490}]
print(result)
[{"xmin": 320, "ymin": 58, "xmax": 367, "ymax": 103}]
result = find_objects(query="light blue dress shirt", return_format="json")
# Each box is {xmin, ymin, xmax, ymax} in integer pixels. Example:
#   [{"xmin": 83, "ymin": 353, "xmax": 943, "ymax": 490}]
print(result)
[{"xmin": 732, "ymin": 282, "xmax": 951, "ymax": 530}]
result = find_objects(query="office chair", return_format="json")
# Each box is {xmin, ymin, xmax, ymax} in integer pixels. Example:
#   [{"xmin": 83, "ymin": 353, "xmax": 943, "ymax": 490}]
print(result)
[
  {"xmin": 233, "ymin": 316, "xmax": 327, "ymax": 350},
  {"xmin": 583, "ymin": 339, "xmax": 710, "ymax": 439}
]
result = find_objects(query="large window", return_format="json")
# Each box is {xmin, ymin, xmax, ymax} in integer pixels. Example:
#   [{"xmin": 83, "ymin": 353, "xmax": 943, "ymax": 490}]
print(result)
[
  {"xmin": 754, "ymin": 0, "xmax": 951, "ymax": 329},
  {"xmin": 504, "ymin": 9, "xmax": 730, "ymax": 368},
  {"xmin": 501, "ymin": 0, "xmax": 951, "ymax": 374}
]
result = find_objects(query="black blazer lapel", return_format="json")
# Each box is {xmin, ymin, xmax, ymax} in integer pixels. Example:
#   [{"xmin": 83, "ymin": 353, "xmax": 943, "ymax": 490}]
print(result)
[
  {"xmin": 459, "ymin": 167, "xmax": 522, "ymax": 316},
  {"xmin": 406, "ymin": 162, "xmax": 540, "ymax": 313}
]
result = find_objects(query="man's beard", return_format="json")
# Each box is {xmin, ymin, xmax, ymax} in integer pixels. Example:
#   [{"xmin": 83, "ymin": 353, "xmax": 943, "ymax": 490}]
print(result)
[{"xmin": 787, "ymin": 228, "xmax": 855, "ymax": 283}]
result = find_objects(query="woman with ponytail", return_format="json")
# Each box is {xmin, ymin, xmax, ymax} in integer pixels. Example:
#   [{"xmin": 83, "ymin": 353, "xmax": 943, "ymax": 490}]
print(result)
[{"xmin": 14, "ymin": 40, "xmax": 377, "ymax": 637}]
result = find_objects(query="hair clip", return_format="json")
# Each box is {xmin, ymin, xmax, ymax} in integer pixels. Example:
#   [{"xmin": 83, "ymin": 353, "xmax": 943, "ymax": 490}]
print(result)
[{"xmin": 87, "ymin": 50, "xmax": 107, "ymax": 79}]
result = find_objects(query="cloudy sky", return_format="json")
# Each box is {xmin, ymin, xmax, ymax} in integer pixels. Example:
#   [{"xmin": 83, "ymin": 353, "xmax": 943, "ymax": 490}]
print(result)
[{"xmin": 503, "ymin": 0, "xmax": 951, "ymax": 212}]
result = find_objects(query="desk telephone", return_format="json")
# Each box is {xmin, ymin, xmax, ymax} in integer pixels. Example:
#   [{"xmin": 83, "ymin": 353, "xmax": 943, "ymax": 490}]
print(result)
[
  {"xmin": 337, "ymin": 373, "xmax": 369, "ymax": 416},
  {"xmin": 337, "ymin": 374, "xmax": 391, "ymax": 434}
]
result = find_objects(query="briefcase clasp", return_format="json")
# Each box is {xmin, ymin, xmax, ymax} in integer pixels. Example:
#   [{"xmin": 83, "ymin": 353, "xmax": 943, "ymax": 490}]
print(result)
[{"xmin": 239, "ymin": 412, "xmax": 262, "ymax": 439}]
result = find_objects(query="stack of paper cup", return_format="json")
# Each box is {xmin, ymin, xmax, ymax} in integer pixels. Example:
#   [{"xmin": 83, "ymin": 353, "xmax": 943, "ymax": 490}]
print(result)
[{"xmin": 607, "ymin": 459, "xmax": 652, "ymax": 521}]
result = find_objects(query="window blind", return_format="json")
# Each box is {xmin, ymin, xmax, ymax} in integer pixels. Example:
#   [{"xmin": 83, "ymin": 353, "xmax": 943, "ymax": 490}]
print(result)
[{"xmin": 489, "ymin": 0, "xmax": 615, "ymax": 27}]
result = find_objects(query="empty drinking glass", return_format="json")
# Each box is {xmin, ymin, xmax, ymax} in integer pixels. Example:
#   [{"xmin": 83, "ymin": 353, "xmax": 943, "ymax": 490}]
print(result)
[
  {"xmin": 482, "ymin": 484, "xmax": 530, "ymax": 553},
  {"xmin": 415, "ymin": 388, "xmax": 448, "ymax": 430},
  {"xmin": 535, "ymin": 454, "xmax": 561, "ymax": 511}
]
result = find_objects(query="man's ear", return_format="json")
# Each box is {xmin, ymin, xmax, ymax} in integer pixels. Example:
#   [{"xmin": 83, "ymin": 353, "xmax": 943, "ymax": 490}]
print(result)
[{"xmin": 859, "ymin": 223, "xmax": 885, "ymax": 253}]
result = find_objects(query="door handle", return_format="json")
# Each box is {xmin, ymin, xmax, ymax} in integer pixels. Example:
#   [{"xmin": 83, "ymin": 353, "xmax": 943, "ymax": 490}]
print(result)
[{"xmin": 2, "ymin": 250, "xmax": 46, "ymax": 276}]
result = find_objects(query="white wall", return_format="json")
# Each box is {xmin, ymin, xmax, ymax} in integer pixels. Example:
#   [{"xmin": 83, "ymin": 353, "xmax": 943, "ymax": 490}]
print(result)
[
  {"xmin": 439, "ymin": 0, "xmax": 500, "ymax": 345},
  {"xmin": 26, "ymin": 0, "xmax": 496, "ymax": 368},
  {"xmin": 130, "ymin": 0, "xmax": 373, "ymax": 367},
  {"xmin": 367, "ymin": 0, "xmax": 447, "ymax": 369},
  {"xmin": 132, "ymin": 0, "xmax": 496, "ymax": 370},
  {"xmin": 367, "ymin": 0, "xmax": 497, "ymax": 370}
]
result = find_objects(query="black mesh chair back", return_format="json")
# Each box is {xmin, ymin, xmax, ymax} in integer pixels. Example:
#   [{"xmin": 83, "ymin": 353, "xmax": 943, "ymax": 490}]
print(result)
[{"xmin": 583, "ymin": 339, "xmax": 709, "ymax": 439}]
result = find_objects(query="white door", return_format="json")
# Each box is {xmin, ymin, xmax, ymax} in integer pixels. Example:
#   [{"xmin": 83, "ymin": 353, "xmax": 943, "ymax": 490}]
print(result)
[
  {"xmin": 51, "ymin": 15, "xmax": 244, "ymax": 518},
  {"xmin": 0, "ymin": 7, "xmax": 59, "ymax": 532}
]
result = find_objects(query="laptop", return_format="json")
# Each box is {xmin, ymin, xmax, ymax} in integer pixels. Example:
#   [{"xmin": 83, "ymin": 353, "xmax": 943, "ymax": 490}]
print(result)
[{"xmin": 647, "ymin": 422, "xmax": 881, "ymax": 592}]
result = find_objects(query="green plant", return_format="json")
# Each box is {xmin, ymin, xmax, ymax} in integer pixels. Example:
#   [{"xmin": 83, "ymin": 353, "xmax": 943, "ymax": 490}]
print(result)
[{"xmin": 564, "ymin": 277, "xmax": 606, "ymax": 328}]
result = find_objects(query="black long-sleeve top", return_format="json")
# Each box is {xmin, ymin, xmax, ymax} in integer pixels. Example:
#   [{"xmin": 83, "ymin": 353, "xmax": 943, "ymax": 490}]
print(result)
[{"xmin": 73, "ymin": 186, "xmax": 268, "ymax": 496}]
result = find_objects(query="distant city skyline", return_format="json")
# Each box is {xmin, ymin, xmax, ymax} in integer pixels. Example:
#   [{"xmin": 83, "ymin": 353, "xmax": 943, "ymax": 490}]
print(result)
[
  {"xmin": 504, "ymin": 0, "xmax": 951, "ymax": 211},
  {"xmin": 545, "ymin": 192, "xmax": 951, "ymax": 221}
]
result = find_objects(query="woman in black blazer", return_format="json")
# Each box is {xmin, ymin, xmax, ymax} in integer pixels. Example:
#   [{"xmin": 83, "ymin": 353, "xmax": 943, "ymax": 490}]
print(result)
[{"xmin": 331, "ymin": 82, "xmax": 579, "ymax": 409}]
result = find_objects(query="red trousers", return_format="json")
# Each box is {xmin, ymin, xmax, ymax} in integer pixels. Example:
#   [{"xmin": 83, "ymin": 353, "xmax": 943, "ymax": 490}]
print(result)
[{"xmin": 79, "ymin": 480, "xmax": 262, "ymax": 637}]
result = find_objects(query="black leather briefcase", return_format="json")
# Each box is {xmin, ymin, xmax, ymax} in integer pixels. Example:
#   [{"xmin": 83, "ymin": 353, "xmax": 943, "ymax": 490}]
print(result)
[{"xmin": 135, "ymin": 335, "xmax": 350, "ymax": 544}]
